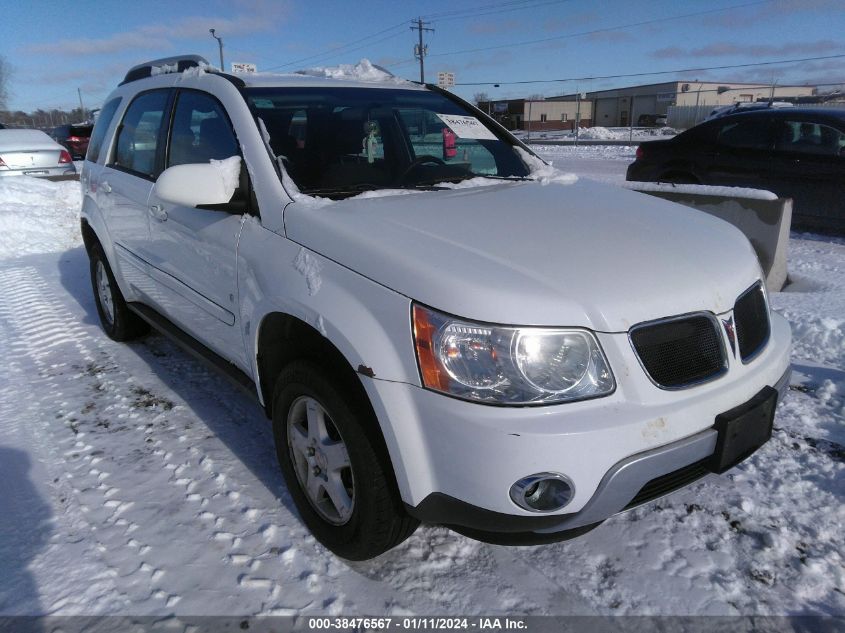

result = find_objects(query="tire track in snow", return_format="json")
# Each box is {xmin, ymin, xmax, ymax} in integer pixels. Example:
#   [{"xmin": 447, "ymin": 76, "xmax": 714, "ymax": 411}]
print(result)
[{"xmin": 0, "ymin": 265, "xmax": 348, "ymax": 614}]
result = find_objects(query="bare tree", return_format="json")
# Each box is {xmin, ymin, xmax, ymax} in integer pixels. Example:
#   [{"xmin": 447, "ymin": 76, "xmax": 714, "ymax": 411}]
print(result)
[
  {"xmin": 473, "ymin": 92, "xmax": 490, "ymax": 107},
  {"xmin": 0, "ymin": 55, "xmax": 9, "ymax": 112}
]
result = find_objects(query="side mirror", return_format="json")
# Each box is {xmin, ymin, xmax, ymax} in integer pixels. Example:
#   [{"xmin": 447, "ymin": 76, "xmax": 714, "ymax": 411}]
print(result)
[{"xmin": 153, "ymin": 157, "xmax": 241, "ymax": 208}]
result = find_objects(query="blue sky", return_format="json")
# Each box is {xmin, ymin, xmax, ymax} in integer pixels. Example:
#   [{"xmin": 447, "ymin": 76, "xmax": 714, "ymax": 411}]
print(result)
[{"xmin": 2, "ymin": 0, "xmax": 844, "ymax": 112}]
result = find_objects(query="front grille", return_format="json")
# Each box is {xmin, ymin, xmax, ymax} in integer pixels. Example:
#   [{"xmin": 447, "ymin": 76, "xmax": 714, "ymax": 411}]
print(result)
[
  {"xmin": 624, "ymin": 459, "xmax": 710, "ymax": 510},
  {"xmin": 734, "ymin": 283, "xmax": 770, "ymax": 361},
  {"xmin": 630, "ymin": 315, "xmax": 726, "ymax": 389}
]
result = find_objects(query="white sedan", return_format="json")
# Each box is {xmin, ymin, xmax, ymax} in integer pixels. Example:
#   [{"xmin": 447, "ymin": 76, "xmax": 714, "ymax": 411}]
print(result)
[{"xmin": 0, "ymin": 129, "xmax": 77, "ymax": 178}]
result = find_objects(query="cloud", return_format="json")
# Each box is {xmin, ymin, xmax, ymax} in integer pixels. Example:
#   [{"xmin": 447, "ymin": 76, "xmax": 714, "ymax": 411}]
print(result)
[
  {"xmin": 651, "ymin": 40, "xmax": 845, "ymax": 59},
  {"xmin": 26, "ymin": 3, "xmax": 288, "ymax": 57},
  {"xmin": 587, "ymin": 30, "xmax": 634, "ymax": 43},
  {"xmin": 469, "ymin": 19, "xmax": 524, "ymax": 35},
  {"xmin": 462, "ymin": 50, "xmax": 514, "ymax": 71},
  {"xmin": 543, "ymin": 11, "xmax": 598, "ymax": 32},
  {"xmin": 702, "ymin": 0, "xmax": 845, "ymax": 28}
]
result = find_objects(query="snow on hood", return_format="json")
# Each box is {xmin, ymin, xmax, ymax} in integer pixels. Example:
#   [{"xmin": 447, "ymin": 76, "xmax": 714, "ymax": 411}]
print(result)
[
  {"xmin": 285, "ymin": 178, "xmax": 762, "ymax": 331},
  {"xmin": 295, "ymin": 59, "xmax": 408, "ymax": 85}
]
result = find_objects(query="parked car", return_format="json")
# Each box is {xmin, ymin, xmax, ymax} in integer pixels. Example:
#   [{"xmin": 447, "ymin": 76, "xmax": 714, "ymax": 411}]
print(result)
[
  {"xmin": 627, "ymin": 108, "xmax": 845, "ymax": 231},
  {"xmin": 0, "ymin": 129, "xmax": 76, "ymax": 178},
  {"xmin": 50, "ymin": 123, "xmax": 93, "ymax": 159},
  {"xmin": 637, "ymin": 113, "xmax": 667, "ymax": 127},
  {"xmin": 81, "ymin": 55, "xmax": 791, "ymax": 560}
]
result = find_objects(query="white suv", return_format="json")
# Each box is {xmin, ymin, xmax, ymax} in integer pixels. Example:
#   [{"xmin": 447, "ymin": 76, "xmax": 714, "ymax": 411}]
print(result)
[{"xmin": 81, "ymin": 55, "xmax": 792, "ymax": 560}]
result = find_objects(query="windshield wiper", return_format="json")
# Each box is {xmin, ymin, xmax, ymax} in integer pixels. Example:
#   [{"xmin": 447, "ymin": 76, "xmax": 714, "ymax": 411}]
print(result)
[
  {"xmin": 301, "ymin": 184, "xmax": 382, "ymax": 198},
  {"xmin": 468, "ymin": 173, "xmax": 532, "ymax": 181}
]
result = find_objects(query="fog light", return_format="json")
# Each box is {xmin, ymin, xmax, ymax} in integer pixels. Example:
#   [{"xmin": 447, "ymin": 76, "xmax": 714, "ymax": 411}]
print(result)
[{"xmin": 510, "ymin": 473, "xmax": 574, "ymax": 512}]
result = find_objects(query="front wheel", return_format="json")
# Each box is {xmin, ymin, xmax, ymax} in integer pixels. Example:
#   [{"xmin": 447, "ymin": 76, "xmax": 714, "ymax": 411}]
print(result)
[
  {"xmin": 89, "ymin": 244, "xmax": 149, "ymax": 341},
  {"xmin": 272, "ymin": 361, "xmax": 418, "ymax": 560}
]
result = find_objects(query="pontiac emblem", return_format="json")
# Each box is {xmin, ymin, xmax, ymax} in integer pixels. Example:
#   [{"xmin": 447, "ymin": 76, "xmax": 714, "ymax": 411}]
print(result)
[{"xmin": 722, "ymin": 316, "xmax": 737, "ymax": 357}]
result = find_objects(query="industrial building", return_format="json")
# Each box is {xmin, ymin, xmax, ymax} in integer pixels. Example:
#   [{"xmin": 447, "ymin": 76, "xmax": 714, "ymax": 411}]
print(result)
[
  {"xmin": 548, "ymin": 81, "xmax": 817, "ymax": 127},
  {"xmin": 479, "ymin": 98, "xmax": 592, "ymax": 131}
]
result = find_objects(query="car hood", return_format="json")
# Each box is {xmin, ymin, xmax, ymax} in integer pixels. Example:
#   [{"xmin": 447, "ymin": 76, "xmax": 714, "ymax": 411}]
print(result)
[{"xmin": 284, "ymin": 179, "xmax": 762, "ymax": 332}]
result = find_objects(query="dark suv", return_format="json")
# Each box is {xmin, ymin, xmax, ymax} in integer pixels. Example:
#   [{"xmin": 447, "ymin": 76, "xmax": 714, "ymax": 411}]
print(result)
[{"xmin": 627, "ymin": 108, "xmax": 845, "ymax": 231}]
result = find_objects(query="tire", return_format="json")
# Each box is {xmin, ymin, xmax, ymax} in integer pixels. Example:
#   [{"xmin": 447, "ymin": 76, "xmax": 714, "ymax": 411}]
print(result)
[
  {"xmin": 272, "ymin": 360, "xmax": 418, "ymax": 560},
  {"xmin": 89, "ymin": 243, "xmax": 149, "ymax": 341}
]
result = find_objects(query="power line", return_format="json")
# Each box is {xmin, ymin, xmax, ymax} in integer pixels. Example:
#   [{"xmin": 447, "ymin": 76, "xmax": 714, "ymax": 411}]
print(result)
[
  {"xmin": 423, "ymin": 0, "xmax": 573, "ymax": 23},
  {"xmin": 263, "ymin": 21, "xmax": 408, "ymax": 71},
  {"xmin": 453, "ymin": 53, "xmax": 845, "ymax": 86},
  {"xmin": 262, "ymin": 0, "xmax": 573, "ymax": 75},
  {"xmin": 421, "ymin": 0, "xmax": 547, "ymax": 20},
  {"xmin": 424, "ymin": 0, "xmax": 774, "ymax": 59}
]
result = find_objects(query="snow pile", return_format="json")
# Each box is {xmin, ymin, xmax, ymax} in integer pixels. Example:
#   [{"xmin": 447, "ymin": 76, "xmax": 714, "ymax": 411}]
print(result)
[
  {"xmin": 210, "ymin": 156, "xmax": 241, "ymax": 201},
  {"xmin": 295, "ymin": 59, "xmax": 405, "ymax": 84},
  {"xmin": 624, "ymin": 181, "xmax": 778, "ymax": 200},
  {"xmin": 516, "ymin": 147, "xmax": 578, "ymax": 185},
  {"xmin": 0, "ymin": 176, "xmax": 82, "ymax": 258},
  {"xmin": 575, "ymin": 126, "xmax": 623, "ymax": 140}
]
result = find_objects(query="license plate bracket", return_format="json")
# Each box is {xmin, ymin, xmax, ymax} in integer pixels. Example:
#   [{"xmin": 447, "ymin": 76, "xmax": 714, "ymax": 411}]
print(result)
[{"xmin": 708, "ymin": 386, "xmax": 778, "ymax": 474}]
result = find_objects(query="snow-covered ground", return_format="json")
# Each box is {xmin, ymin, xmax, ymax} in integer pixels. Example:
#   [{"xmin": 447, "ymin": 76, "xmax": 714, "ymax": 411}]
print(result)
[
  {"xmin": 0, "ymin": 149, "xmax": 843, "ymax": 617},
  {"xmin": 513, "ymin": 126, "xmax": 677, "ymax": 143}
]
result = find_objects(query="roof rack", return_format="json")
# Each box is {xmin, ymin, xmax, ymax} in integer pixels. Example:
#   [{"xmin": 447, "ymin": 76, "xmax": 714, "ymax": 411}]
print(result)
[{"xmin": 120, "ymin": 55, "xmax": 210, "ymax": 86}]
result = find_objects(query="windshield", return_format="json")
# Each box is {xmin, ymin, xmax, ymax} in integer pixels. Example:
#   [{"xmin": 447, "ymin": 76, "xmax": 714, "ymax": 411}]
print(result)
[{"xmin": 245, "ymin": 86, "xmax": 530, "ymax": 196}]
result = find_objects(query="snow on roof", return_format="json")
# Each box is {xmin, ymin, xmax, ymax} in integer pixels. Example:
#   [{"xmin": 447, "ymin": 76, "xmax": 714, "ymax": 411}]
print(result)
[
  {"xmin": 241, "ymin": 59, "xmax": 421, "ymax": 90},
  {"xmin": 294, "ymin": 59, "xmax": 401, "ymax": 83}
]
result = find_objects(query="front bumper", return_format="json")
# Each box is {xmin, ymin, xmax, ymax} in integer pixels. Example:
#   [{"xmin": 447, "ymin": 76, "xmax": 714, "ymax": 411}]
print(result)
[
  {"xmin": 406, "ymin": 365, "xmax": 790, "ymax": 537},
  {"xmin": 364, "ymin": 312, "xmax": 792, "ymax": 534}
]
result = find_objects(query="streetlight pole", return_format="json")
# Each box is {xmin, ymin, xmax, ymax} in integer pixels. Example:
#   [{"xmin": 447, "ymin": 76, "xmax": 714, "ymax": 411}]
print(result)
[{"xmin": 209, "ymin": 28, "xmax": 224, "ymax": 71}]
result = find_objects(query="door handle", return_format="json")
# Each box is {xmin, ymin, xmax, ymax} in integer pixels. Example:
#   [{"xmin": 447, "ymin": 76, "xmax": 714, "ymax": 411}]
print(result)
[
  {"xmin": 149, "ymin": 204, "xmax": 168, "ymax": 221},
  {"xmin": 100, "ymin": 181, "xmax": 112, "ymax": 194}
]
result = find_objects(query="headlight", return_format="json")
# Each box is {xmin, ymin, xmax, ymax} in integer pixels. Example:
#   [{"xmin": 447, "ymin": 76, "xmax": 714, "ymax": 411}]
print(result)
[{"xmin": 412, "ymin": 304, "xmax": 615, "ymax": 405}]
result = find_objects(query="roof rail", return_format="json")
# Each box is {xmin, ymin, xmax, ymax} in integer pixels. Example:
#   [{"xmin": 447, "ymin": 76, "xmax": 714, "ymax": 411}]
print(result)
[{"xmin": 120, "ymin": 55, "xmax": 210, "ymax": 86}]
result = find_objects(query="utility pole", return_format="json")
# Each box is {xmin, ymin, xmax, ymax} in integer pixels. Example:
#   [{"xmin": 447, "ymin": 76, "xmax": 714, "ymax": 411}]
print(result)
[
  {"xmin": 210, "ymin": 28, "xmax": 224, "ymax": 71},
  {"xmin": 411, "ymin": 18, "xmax": 434, "ymax": 83},
  {"xmin": 77, "ymin": 88, "xmax": 86, "ymax": 121}
]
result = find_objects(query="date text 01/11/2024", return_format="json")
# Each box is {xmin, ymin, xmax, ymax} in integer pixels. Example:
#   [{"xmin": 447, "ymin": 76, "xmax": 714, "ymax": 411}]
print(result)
[{"xmin": 306, "ymin": 617, "xmax": 528, "ymax": 630}]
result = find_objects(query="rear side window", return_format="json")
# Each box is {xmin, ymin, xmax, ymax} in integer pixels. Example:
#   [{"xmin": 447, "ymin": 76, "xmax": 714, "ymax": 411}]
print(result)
[
  {"xmin": 167, "ymin": 90, "xmax": 239, "ymax": 167},
  {"xmin": 111, "ymin": 90, "xmax": 170, "ymax": 178},
  {"xmin": 717, "ymin": 118, "xmax": 772, "ymax": 150},
  {"xmin": 86, "ymin": 98, "xmax": 121, "ymax": 163},
  {"xmin": 775, "ymin": 120, "xmax": 845, "ymax": 156}
]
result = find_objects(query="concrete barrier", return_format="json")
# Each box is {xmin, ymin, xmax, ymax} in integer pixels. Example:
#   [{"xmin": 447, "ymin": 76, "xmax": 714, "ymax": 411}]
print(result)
[{"xmin": 624, "ymin": 182, "xmax": 791, "ymax": 292}]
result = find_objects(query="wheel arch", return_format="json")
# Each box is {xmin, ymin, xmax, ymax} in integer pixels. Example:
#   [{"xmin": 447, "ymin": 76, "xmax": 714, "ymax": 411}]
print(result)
[
  {"xmin": 80, "ymin": 217, "xmax": 98, "ymax": 253},
  {"xmin": 254, "ymin": 311, "xmax": 402, "ymax": 493}
]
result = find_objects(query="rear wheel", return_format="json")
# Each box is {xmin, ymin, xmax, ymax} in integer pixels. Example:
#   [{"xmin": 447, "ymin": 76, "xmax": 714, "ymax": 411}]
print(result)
[
  {"xmin": 272, "ymin": 361, "xmax": 418, "ymax": 560},
  {"xmin": 89, "ymin": 244, "xmax": 149, "ymax": 341}
]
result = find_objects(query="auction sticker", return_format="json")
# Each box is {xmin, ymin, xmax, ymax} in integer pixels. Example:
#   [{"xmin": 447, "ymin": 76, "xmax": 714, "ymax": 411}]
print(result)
[{"xmin": 436, "ymin": 114, "xmax": 498, "ymax": 140}]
